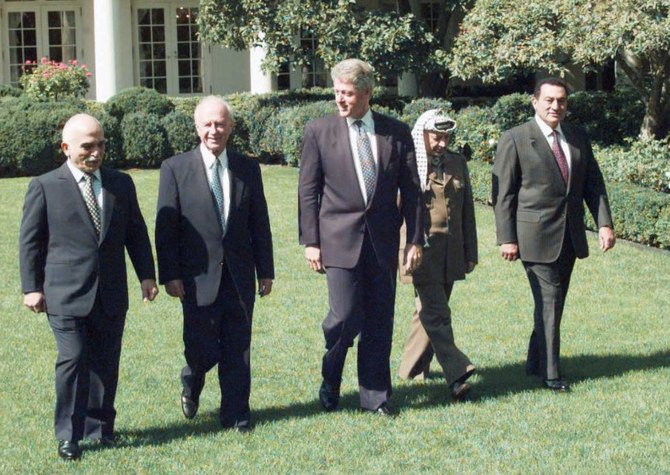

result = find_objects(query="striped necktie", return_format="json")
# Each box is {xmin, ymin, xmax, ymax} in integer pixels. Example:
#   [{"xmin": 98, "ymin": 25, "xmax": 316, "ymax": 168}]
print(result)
[
  {"xmin": 210, "ymin": 159, "xmax": 226, "ymax": 230},
  {"xmin": 82, "ymin": 173, "xmax": 101, "ymax": 236},
  {"xmin": 354, "ymin": 119, "xmax": 376, "ymax": 200},
  {"xmin": 551, "ymin": 130, "xmax": 569, "ymax": 184}
]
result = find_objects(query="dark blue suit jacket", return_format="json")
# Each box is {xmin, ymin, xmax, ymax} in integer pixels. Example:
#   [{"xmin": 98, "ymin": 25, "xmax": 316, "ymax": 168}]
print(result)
[
  {"xmin": 155, "ymin": 147, "xmax": 274, "ymax": 308},
  {"xmin": 19, "ymin": 163, "xmax": 155, "ymax": 316}
]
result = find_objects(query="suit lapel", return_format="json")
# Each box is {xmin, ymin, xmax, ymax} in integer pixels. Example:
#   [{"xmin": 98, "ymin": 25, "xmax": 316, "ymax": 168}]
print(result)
[
  {"xmin": 99, "ymin": 168, "xmax": 115, "ymax": 244},
  {"xmin": 227, "ymin": 151, "xmax": 244, "ymax": 232},
  {"xmin": 57, "ymin": 163, "xmax": 99, "ymax": 241},
  {"xmin": 528, "ymin": 120, "xmax": 567, "ymax": 193},
  {"xmin": 561, "ymin": 125, "xmax": 581, "ymax": 192}
]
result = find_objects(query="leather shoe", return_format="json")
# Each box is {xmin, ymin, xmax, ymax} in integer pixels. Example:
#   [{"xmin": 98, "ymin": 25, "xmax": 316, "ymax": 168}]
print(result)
[
  {"xmin": 181, "ymin": 394, "xmax": 199, "ymax": 419},
  {"xmin": 449, "ymin": 381, "xmax": 472, "ymax": 401},
  {"xmin": 364, "ymin": 404, "xmax": 395, "ymax": 417},
  {"xmin": 543, "ymin": 378, "xmax": 570, "ymax": 392},
  {"xmin": 57, "ymin": 440, "xmax": 81, "ymax": 461},
  {"xmin": 318, "ymin": 381, "xmax": 340, "ymax": 412}
]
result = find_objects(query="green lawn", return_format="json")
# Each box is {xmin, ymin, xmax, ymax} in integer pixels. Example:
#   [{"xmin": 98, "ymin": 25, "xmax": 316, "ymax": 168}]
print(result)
[{"xmin": 1, "ymin": 166, "xmax": 668, "ymax": 473}]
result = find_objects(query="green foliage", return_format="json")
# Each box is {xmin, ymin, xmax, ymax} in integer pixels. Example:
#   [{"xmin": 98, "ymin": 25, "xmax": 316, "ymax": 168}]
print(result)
[
  {"xmin": 451, "ymin": 106, "xmax": 501, "ymax": 163},
  {"xmin": 89, "ymin": 111, "xmax": 123, "ymax": 167},
  {"xmin": 161, "ymin": 111, "xmax": 199, "ymax": 156},
  {"xmin": 277, "ymin": 101, "xmax": 337, "ymax": 166},
  {"xmin": 491, "ymin": 93, "xmax": 533, "ymax": 131},
  {"xmin": 198, "ymin": 0, "xmax": 454, "ymax": 83},
  {"xmin": 0, "ymin": 84, "xmax": 22, "ymax": 97},
  {"xmin": 105, "ymin": 87, "xmax": 175, "ymax": 121},
  {"xmin": 449, "ymin": 0, "xmax": 670, "ymax": 139},
  {"xmin": 19, "ymin": 58, "xmax": 91, "ymax": 101},
  {"xmin": 0, "ymin": 97, "xmax": 85, "ymax": 176},
  {"xmin": 596, "ymin": 139, "xmax": 670, "ymax": 193},
  {"xmin": 400, "ymin": 97, "xmax": 453, "ymax": 127},
  {"xmin": 121, "ymin": 112, "xmax": 170, "ymax": 168}
]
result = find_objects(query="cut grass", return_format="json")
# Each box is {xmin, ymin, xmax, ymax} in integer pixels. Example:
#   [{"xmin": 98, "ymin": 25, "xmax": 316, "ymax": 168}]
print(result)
[{"xmin": 0, "ymin": 166, "xmax": 668, "ymax": 473}]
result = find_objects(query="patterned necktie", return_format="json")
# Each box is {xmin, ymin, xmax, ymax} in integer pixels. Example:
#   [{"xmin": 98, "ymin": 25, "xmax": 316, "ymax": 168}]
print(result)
[
  {"xmin": 82, "ymin": 173, "xmax": 101, "ymax": 236},
  {"xmin": 210, "ymin": 159, "xmax": 226, "ymax": 230},
  {"xmin": 354, "ymin": 120, "xmax": 376, "ymax": 200},
  {"xmin": 551, "ymin": 130, "xmax": 569, "ymax": 184}
]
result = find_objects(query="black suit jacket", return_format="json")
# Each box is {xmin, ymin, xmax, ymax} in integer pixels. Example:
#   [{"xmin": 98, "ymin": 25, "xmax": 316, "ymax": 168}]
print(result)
[
  {"xmin": 298, "ymin": 112, "xmax": 424, "ymax": 269},
  {"xmin": 19, "ymin": 164, "xmax": 156, "ymax": 316},
  {"xmin": 155, "ymin": 147, "xmax": 274, "ymax": 308},
  {"xmin": 493, "ymin": 119, "xmax": 613, "ymax": 262}
]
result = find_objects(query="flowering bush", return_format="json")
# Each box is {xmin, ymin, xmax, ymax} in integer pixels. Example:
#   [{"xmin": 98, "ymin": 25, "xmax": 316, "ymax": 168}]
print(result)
[{"xmin": 20, "ymin": 57, "xmax": 91, "ymax": 101}]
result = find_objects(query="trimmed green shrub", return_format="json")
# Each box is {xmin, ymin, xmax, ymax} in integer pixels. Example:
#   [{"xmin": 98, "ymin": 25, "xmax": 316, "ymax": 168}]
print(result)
[
  {"xmin": 451, "ymin": 106, "xmax": 502, "ymax": 163},
  {"xmin": 400, "ymin": 98, "xmax": 453, "ymax": 128},
  {"xmin": 492, "ymin": 93, "xmax": 533, "ymax": 131},
  {"xmin": 121, "ymin": 112, "xmax": 169, "ymax": 168},
  {"xmin": 468, "ymin": 159, "xmax": 670, "ymax": 250},
  {"xmin": 105, "ymin": 87, "xmax": 174, "ymax": 121},
  {"xmin": 278, "ymin": 101, "xmax": 338, "ymax": 166},
  {"xmin": 171, "ymin": 96, "xmax": 200, "ymax": 118},
  {"xmin": 0, "ymin": 84, "xmax": 22, "ymax": 97},
  {"xmin": 162, "ymin": 110, "xmax": 199, "ymax": 156},
  {"xmin": 596, "ymin": 139, "xmax": 670, "ymax": 193},
  {"xmin": 0, "ymin": 97, "xmax": 85, "ymax": 176}
]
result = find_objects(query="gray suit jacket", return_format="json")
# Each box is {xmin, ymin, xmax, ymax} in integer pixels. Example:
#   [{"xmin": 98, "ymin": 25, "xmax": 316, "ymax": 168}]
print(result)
[
  {"xmin": 19, "ymin": 163, "xmax": 155, "ymax": 316},
  {"xmin": 298, "ymin": 111, "xmax": 424, "ymax": 269},
  {"xmin": 493, "ymin": 119, "xmax": 613, "ymax": 263},
  {"xmin": 155, "ymin": 147, "xmax": 274, "ymax": 308}
]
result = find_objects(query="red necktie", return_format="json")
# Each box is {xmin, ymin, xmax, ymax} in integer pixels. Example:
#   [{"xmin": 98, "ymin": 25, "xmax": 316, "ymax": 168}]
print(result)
[{"xmin": 551, "ymin": 130, "xmax": 569, "ymax": 184}]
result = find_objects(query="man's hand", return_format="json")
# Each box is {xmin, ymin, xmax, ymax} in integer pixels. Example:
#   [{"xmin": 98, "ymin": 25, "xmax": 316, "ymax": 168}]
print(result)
[
  {"xmin": 258, "ymin": 278, "xmax": 273, "ymax": 297},
  {"xmin": 23, "ymin": 291, "xmax": 46, "ymax": 313},
  {"xmin": 404, "ymin": 244, "xmax": 423, "ymax": 274},
  {"xmin": 305, "ymin": 246, "xmax": 324, "ymax": 273},
  {"xmin": 165, "ymin": 279, "xmax": 185, "ymax": 300},
  {"xmin": 599, "ymin": 226, "xmax": 616, "ymax": 252},
  {"xmin": 141, "ymin": 279, "xmax": 159, "ymax": 302},
  {"xmin": 500, "ymin": 242, "xmax": 519, "ymax": 261},
  {"xmin": 465, "ymin": 261, "xmax": 476, "ymax": 274}
]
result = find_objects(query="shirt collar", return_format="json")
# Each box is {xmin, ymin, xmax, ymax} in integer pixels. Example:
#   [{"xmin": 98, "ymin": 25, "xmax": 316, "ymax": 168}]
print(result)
[
  {"xmin": 66, "ymin": 160, "xmax": 101, "ymax": 183},
  {"xmin": 534, "ymin": 114, "xmax": 564, "ymax": 137},
  {"xmin": 346, "ymin": 109, "xmax": 374, "ymax": 131},
  {"xmin": 200, "ymin": 143, "xmax": 228, "ymax": 169}
]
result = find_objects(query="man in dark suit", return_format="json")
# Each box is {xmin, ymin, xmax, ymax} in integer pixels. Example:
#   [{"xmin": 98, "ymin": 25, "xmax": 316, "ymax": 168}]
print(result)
[
  {"xmin": 493, "ymin": 77, "xmax": 616, "ymax": 392},
  {"xmin": 298, "ymin": 58, "xmax": 424, "ymax": 415},
  {"xmin": 156, "ymin": 96, "xmax": 274, "ymax": 431},
  {"xmin": 20, "ymin": 113, "xmax": 158, "ymax": 461}
]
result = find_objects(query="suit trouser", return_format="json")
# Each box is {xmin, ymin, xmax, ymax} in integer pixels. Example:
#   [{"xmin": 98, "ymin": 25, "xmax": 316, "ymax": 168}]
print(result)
[
  {"xmin": 522, "ymin": 236, "xmax": 576, "ymax": 380},
  {"xmin": 322, "ymin": 232, "xmax": 396, "ymax": 411},
  {"xmin": 181, "ymin": 262, "xmax": 252, "ymax": 427},
  {"xmin": 48, "ymin": 298, "xmax": 125, "ymax": 442}
]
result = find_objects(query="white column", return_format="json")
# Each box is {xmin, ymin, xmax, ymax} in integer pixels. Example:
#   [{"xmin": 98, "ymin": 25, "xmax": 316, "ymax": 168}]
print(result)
[
  {"xmin": 249, "ymin": 44, "xmax": 274, "ymax": 94},
  {"xmin": 93, "ymin": 0, "xmax": 131, "ymax": 101},
  {"xmin": 398, "ymin": 72, "xmax": 418, "ymax": 97}
]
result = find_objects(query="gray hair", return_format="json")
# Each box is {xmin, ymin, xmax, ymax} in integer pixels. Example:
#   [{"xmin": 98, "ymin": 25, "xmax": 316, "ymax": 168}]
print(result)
[
  {"xmin": 330, "ymin": 58, "xmax": 375, "ymax": 92},
  {"xmin": 194, "ymin": 95, "xmax": 234, "ymax": 123}
]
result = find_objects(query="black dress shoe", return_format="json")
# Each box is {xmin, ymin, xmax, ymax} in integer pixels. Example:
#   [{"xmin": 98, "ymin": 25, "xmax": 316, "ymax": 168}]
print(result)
[
  {"xmin": 543, "ymin": 378, "xmax": 570, "ymax": 392},
  {"xmin": 318, "ymin": 381, "xmax": 340, "ymax": 412},
  {"xmin": 364, "ymin": 404, "xmax": 396, "ymax": 417},
  {"xmin": 181, "ymin": 394, "xmax": 199, "ymax": 419},
  {"xmin": 57, "ymin": 440, "xmax": 81, "ymax": 461},
  {"xmin": 449, "ymin": 381, "xmax": 472, "ymax": 401}
]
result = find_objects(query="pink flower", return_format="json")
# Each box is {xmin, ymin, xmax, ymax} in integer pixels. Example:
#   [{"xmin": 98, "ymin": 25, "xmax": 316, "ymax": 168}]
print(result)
[
  {"xmin": 71, "ymin": 59, "xmax": 78, "ymax": 65},
  {"xmin": 85, "ymin": 72, "xmax": 92, "ymax": 77},
  {"xmin": 41, "ymin": 57, "xmax": 48, "ymax": 65}
]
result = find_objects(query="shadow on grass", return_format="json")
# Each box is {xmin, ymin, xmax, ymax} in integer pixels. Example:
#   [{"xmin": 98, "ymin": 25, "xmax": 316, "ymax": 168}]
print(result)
[{"xmin": 111, "ymin": 350, "xmax": 669, "ymax": 449}]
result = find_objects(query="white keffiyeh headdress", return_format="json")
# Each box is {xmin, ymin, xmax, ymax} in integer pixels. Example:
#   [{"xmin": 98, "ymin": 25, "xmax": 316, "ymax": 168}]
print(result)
[{"xmin": 411, "ymin": 109, "xmax": 457, "ymax": 191}]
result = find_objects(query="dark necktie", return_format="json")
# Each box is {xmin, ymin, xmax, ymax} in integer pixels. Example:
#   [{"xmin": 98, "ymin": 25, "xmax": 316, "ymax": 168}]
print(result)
[
  {"xmin": 210, "ymin": 159, "xmax": 226, "ymax": 230},
  {"xmin": 83, "ymin": 173, "xmax": 101, "ymax": 236},
  {"xmin": 551, "ymin": 130, "xmax": 569, "ymax": 184},
  {"xmin": 354, "ymin": 120, "xmax": 376, "ymax": 200}
]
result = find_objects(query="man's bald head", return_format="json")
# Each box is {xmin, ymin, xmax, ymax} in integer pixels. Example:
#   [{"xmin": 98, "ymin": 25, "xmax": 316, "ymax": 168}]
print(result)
[{"xmin": 61, "ymin": 113, "xmax": 106, "ymax": 174}]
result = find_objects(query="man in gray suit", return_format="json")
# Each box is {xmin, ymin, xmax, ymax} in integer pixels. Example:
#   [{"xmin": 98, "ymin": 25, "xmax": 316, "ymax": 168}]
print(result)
[
  {"xmin": 493, "ymin": 77, "xmax": 616, "ymax": 392},
  {"xmin": 20, "ymin": 114, "xmax": 158, "ymax": 460}
]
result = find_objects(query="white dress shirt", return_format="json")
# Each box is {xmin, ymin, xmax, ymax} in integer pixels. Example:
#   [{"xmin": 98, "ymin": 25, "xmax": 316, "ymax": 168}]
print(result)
[
  {"xmin": 66, "ymin": 160, "xmax": 103, "ymax": 212},
  {"xmin": 534, "ymin": 115, "xmax": 572, "ymax": 172},
  {"xmin": 200, "ymin": 143, "xmax": 231, "ymax": 223},
  {"xmin": 347, "ymin": 109, "xmax": 378, "ymax": 205}
]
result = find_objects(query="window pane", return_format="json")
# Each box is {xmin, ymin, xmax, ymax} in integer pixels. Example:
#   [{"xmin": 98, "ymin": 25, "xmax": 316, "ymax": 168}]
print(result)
[
  {"xmin": 152, "ymin": 44, "xmax": 165, "ymax": 59},
  {"xmin": 23, "ymin": 12, "xmax": 37, "ymax": 29},
  {"xmin": 139, "ymin": 43, "xmax": 152, "ymax": 60},
  {"xmin": 48, "ymin": 11, "xmax": 61, "ymax": 27},
  {"xmin": 178, "ymin": 60, "xmax": 191, "ymax": 76},
  {"xmin": 152, "ymin": 26, "xmax": 165, "ymax": 42},
  {"xmin": 138, "ymin": 9, "xmax": 151, "ymax": 25},
  {"xmin": 139, "ymin": 61, "xmax": 153, "ymax": 78},
  {"xmin": 139, "ymin": 26, "xmax": 152, "ymax": 43},
  {"xmin": 154, "ymin": 61, "xmax": 166, "ymax": 77},
  {"xmin": 177, "ymin": 43, "xmax": 190, "ymax": 59},
  {"xmin": 64, "ymin": 11, "xmax": 76, "ymax": 27},
  {"xmin": 62, "ymin": 28, "xmax": 76, "ymax": 45},
  {"xmin": 179, "ymin": 77, "xmax": 191, "ymax": 93},
  {"xmin": 62, "ymin": 46, "xmax": 76, "ymax": 61},
  {"xmin": 192, "ymin": 76, "xmax": 202, "ymax": 93},
  {"xmin": 24, "ymin": 29, "xmax": 37, "ymax": 47},
  {"xmin": 177, "ymin": 25, "xmax": 189, "ymax": 42},
  {"xmin": 154, "ymin": 78, "xmax": 167, "ymax": 94},
  {"xmin": 151, "ymin": 9, "xmax": 164, "ymax": 25},
  {"xmin": 50, "ymin": 47, "xmax": 62, "ymax": 62},
  {"xmin": 49, "ymin": 28, "xmax": 62, "ymax": 45}
]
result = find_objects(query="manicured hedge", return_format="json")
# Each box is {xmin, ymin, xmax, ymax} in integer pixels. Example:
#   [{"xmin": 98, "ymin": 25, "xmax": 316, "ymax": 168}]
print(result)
[{"xmin": 466, "ymin": 159, "xmax": 670, "ymax": 250}]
